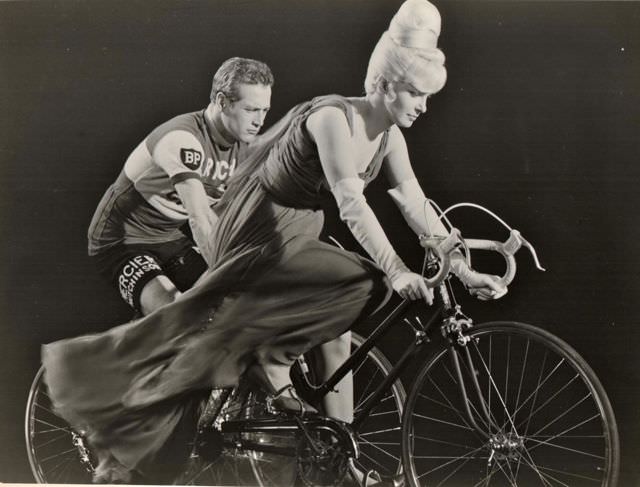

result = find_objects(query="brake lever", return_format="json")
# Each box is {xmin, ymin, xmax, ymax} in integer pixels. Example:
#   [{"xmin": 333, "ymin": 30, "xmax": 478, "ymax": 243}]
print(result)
[{"xmin": 504, "ymin": 230, "xmax": 546, "ymax": 272}]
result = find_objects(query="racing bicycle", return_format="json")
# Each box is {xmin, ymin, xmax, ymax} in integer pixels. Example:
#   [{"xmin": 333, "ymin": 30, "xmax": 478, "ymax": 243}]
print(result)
[{"xmin": 25, "ymin": 203, "xmax": 620, "ymax": 486}]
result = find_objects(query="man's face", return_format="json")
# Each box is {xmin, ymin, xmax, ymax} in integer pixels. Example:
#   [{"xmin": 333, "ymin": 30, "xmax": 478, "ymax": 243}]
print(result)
[{"xmin": 221, "ymin": 83, "xmax": 272, "ymax": 143}]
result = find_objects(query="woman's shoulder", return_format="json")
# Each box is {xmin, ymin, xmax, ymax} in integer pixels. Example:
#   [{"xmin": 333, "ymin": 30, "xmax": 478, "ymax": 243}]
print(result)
[
  {"xmin": 309, "ymin": 94, "xmax": 350, "ymax": 110},
  {"xmin": 306, "ymin": 94, "xmax": 354, "ymax": 134}
]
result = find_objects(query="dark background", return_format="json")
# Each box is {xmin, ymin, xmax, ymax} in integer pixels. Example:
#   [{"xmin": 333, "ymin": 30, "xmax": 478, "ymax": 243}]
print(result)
[{"xmin": 1, "ymin": 0, "xmax": 638, "ymax": 483}]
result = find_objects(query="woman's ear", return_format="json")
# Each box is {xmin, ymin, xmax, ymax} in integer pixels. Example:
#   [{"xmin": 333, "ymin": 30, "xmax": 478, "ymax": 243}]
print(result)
[{"xmin": 381, "ymin": 80, "xmax": 396, "ymax": 101}]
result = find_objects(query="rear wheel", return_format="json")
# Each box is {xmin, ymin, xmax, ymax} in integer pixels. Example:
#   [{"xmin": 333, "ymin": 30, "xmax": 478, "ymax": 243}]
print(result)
[
  {"xmin": 247, "ymin": 331, "xmax": 407, "ymax": 486},
  {"xmin": 402, "ymin": 322, "xmax": 620, "ymax": 486},
  {"xmin": 24, "ymin": 367, "xmax": 265, "ymax": 486},
  {"xmin": 350, "ymin": 332, "xmax": 406, "ymax": 480},
  {"xmin": 25, "ymin": 331, "xmax": 407, "ymax": 486},
  {"xmin": 25, "ymin": 366, "xmax": 95, "ymax": 483}
]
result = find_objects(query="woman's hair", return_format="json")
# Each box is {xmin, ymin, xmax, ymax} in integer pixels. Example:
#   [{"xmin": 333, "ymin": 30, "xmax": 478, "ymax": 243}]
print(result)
[
  {"xmin": 210, "ymin": 57, "xmax": 274, "ymax": 102},
  {"xmin": 365, "ymin": 0, "xmax": 446, "ymax": 95}
]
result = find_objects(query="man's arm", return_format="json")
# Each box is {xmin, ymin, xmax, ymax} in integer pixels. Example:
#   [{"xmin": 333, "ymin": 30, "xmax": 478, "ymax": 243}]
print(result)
[
  {"xmin": 152, "ymin": 130, "xmax": 217, "ymax": 266},
  {"xmin": 174, "ymin": 179, "xmax": 217, "ymax": 267}
]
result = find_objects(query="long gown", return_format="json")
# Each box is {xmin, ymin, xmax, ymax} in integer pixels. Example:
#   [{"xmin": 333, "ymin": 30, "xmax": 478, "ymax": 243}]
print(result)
[{"xmin": 42, "ymin": 95, "xmax": 392, "ymax": 478}]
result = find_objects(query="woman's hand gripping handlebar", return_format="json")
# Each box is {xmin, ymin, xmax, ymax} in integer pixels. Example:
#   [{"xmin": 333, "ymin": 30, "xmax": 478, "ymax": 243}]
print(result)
[
  {"xmin": 418, "ymin": 227, "xmax": 545, "ymax": 300},
  {"xmin": 464, "ymin": 229, "xmax": 546, "ymax": 288}
]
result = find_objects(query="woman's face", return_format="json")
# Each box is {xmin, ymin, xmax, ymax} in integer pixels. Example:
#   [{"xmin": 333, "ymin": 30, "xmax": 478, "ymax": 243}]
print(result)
[{"xmin": 385, "ymin": 81, "xmax": 431, "ymax": 128}]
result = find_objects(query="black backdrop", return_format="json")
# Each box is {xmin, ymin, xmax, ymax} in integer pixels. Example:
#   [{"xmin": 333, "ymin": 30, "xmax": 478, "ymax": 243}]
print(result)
[{"xmin": 1, "ymin": 0, "xmax": 638, "ymax": 483}]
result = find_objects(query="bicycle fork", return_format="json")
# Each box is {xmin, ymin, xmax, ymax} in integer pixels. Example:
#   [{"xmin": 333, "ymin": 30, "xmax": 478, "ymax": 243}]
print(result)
[{"xmin": 438, "ymin": 284, "xmax": 525, "ymax": 469}]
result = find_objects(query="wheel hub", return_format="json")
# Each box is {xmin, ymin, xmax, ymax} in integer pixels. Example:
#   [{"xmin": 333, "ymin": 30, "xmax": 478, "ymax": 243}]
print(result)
[
  {"xmin": 195, "ymin": 426, "xmax": 224, "ymax": 462},
  {"xmin": 488, "ymin": 432, "xmax": 524, "ymax": 462},
  {"xmin": 71, "ymin": 431, "xmax": 95, "ymax": 473}
]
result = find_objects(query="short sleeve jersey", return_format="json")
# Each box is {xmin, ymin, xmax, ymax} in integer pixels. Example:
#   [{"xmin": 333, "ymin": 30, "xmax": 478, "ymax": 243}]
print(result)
[{"xmin": 88, "ymin": 110, "xmax": 243, "ymax": 255}]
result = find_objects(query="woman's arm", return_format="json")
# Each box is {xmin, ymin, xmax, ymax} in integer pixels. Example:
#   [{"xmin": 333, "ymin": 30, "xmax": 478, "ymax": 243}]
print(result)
[
  {"xmin": 382, "ymin": 126, "xmax": 507, "ymax": 299},
  {"xmin": 382, "ymin": 125, "xmax": 449, "ymax": 237},
  {"xmin": 306, "ymin": 107, "xmax": 431, "ymax": 304}
]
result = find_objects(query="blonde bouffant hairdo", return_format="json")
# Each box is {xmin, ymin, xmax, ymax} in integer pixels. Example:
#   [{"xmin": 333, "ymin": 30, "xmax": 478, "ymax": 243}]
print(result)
[{"xmin": 365, "ymin": 0, "xmax": 447, "ymax": 95}]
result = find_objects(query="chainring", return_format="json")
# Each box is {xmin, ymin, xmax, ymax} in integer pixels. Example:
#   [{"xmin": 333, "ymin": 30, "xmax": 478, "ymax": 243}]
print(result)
[{"xmin": 297, "ymin": 425, "xmax": 349, "ymax": 487}]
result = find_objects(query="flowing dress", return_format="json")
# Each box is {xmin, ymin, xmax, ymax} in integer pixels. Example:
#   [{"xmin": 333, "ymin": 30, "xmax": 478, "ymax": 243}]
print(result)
[{"xmin": 42, "ymin": 95, "xmax": 392, "ymax": 478}]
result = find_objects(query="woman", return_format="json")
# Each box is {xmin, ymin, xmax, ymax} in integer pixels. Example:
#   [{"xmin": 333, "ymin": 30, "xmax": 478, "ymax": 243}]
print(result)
[{"xmin": 43, "ymin": 0, "xmax": 505, "ymax": 483}]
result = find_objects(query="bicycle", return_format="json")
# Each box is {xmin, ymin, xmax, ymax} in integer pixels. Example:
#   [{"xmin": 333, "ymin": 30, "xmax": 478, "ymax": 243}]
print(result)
[{"xmin": 25, "ymin": 203, "xmax": 620, "ymax": 486}]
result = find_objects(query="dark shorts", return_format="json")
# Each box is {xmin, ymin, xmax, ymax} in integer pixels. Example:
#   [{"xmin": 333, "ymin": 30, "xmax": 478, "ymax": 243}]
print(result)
[{"xmin": 92, "ymin": 237, "xmax": 207, "ymax": 311}]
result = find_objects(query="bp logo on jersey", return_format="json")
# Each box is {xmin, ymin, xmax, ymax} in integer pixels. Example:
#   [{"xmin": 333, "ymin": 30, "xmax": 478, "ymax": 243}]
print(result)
[{"xmin": 180, "ymin": 148, "xmax": 203, "ymax": 170}]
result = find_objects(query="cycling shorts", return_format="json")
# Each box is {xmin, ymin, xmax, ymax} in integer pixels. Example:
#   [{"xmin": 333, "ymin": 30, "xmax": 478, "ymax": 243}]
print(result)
[{"xmin": 93, "ymin": 237, "xmax": 207, "ymax": 311}]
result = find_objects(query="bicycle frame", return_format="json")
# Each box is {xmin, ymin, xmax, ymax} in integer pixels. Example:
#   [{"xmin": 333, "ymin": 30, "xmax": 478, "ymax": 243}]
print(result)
[
  {"xmin": 304, "ymin": 276, "xmax": 500, "ymax": 440},
  {"xmin": 224, "ymin": 219, "xmax": 548, "ymax": 458},
  {"xmin": 307, "ymin": 298, "xmax": 441, "ymax": 430}
]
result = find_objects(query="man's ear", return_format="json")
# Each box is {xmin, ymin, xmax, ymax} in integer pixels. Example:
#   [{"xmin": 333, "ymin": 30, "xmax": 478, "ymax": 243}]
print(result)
[{"xmin": 214, "ymin": 92, "xmax": 228, "ymax": 110}]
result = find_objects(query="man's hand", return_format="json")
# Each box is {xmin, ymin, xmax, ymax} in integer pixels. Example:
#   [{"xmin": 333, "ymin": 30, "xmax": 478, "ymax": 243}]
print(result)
[{"xmin": 392, "ymin": 271, "xmax": 434, "ymax": 305}]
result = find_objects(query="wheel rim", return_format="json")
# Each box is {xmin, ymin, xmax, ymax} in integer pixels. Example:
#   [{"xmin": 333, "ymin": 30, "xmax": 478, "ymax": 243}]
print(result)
[
  {"xmin": 25, "ymin": 366, "xmax": 95, "ymax": 483},
  {"xmin": 351, "ymin": 332, "xmax": 406, "ymax": 480},
  {"xmin": 403, "ymin": 323, "xmax": 618, "ymax": 487}
]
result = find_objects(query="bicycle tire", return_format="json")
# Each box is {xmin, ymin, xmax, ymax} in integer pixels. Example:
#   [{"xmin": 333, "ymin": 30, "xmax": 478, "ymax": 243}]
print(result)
[
  {"xmin": 25, "ymin": 365, "xmax": 95, "ymax": 483},
  {"xmin": 247, "ymin": 331, "xmax": 407, "ymax": 487},
  {"xmin": 25, "ymin": 366, "xmax": 262, "ymax": 486},
  {"xmin": 401, "ymin": 321, "xmax": 619, "ymax": 487},
  {"xmin": 25, "ymin": 331, "xmax": 407, "ymax": 486},
  {"xmin": 350, "ymin": 331, "xmax": 406, "ymax": 480}
]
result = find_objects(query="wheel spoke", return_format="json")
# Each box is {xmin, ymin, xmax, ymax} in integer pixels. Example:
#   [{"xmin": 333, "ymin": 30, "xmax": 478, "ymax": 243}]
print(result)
[
  {"xmin": 427, "ymin": 369, "xmax": 485, "ymax": 435},
  {"xmin": 360, "ymin": 426, "xmax": 401, "ymax": 436},
  {"xmin": 515, "ymin": 374, "xmax": 581, "ymax": 431},
  {"xmin": 412, "ymin": 411, "xmax": 474, "ymax": 431},
  {"xmin": 527, "ymin": 435, "xmax": 605, "ymax": 460},
  {"xmin": 469, "ymin": 340, "xmax": 517, "ymax": 434},
  {"xmin": 411, "ymin": 433, "xmax": 477, "ymax": 451},
  {"xmin": 446, "ymin": 355, "xmax": 497, "ymax": 434},
  {"xmin": 527, "ymin": 392, "xmax": 592, "ymax": 437},
  {"xmin": 357, "ymin": 436, "xmax": 400, "ymax": 462},
  {"xmin": 403, "ymin": 324, "xmax": 617, "ymax": 487},
  {"xmin": 415, "ymin": 443, "xmax": 487, "ymax": 477},
  {"xmin": 33, "ymin": 430, "xmax": 73, "ymax": 449}
]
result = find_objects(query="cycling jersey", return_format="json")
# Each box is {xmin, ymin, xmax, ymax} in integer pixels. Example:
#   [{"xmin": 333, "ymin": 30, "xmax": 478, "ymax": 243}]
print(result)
[{"xmin": 88, "ymin": 110, "xmax": 244, "ymax": 255}]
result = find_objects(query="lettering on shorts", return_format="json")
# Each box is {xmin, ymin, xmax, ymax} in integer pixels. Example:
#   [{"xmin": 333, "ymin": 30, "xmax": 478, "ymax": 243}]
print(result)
[
  {"xmin": 118, "ymin": 255, "xmax": 162, "ymax": 307},
  {"xmin": 180, "ymin": 148, "xmax": 203, "ymax": 170}
]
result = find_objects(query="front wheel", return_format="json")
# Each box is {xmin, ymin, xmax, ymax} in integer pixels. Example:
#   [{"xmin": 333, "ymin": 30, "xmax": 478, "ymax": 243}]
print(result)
[{"xmin": 402, "ymin": 321, "xmax": 619, "ymax": 487}]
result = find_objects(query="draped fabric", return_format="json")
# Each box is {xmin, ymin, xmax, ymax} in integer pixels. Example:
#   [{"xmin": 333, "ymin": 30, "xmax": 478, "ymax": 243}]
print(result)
[{"xmin": 42, "ymin": 95, "xmax": 392, "ymax": 477}]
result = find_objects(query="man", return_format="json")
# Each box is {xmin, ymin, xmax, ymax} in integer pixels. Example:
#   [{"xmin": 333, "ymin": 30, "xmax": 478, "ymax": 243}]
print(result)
[{"xmin": 88, "ymin": 57, "xmax": 273, "ymax": 315}]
